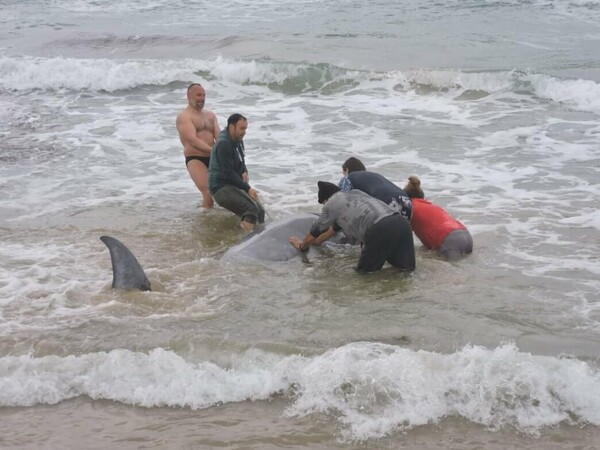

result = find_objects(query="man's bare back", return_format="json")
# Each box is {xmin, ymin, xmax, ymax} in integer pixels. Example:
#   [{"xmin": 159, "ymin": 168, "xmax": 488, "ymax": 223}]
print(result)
[{"xmin": 176, "ymin": 83, "xmax": 220, "ymax": 208}]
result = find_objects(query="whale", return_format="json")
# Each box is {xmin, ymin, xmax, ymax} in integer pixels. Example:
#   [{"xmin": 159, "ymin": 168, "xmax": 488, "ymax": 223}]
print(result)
[
  {"xmin": 221, "ymin": 213, "xmax": 327, "ymax": 262},
  {"xmin": 101, "ymin": 213, "xmax": 337, "ymax": 291}
]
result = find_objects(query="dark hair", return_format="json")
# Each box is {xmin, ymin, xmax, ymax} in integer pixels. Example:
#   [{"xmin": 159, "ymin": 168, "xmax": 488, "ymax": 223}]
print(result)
[
  {"xmin": 187, "ymin": 83, "xmax": 203, "ymax": 93},
  {"xmin": 317, "ymin": 181, "xmax": 340, "ymax": 204},
  {"xmin": 342, "ymin": 157, "xmax": 366, "ymax": 174},
  {"xmin": 404, "ymin": 176, "xmax": 425, "ymax": 199},
  {"xmin": 227, "ymin": 113, "xmax": 247, "ymax": 127}
]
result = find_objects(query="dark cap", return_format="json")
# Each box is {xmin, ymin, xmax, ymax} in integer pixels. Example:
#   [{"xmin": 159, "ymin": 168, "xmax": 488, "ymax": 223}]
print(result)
[{"xmin": 317, "ymin": 181, "xmax": 340, "ymax": 204}]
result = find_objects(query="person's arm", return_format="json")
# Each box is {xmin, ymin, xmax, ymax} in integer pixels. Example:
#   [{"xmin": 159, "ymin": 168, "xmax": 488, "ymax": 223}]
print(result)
[
  {"xmin": 211, "ymin": 112, "xmax": 221, "ymax": 141},
  {"xmin": 213, "ymin": 140, "xmax": 252, "ymax": 191},
  {"xmin": 289, "ymin": 226, "xmax": 336, "ymax": 251},
  {"xmin": 289, "ymin": 233, "xmax": 315, "ymax": 252},
  {"xmin": 238, "ymin": 141, "xmax": 249, "ymax": 182},
  {"xmin": 314, "ymin": 226, "xmax": 336, "ymax": 244},
  {"xmin": 176, "ymin": 113, "xmax": 213, "ymax": 154},
  {"xmin": 289, "ymin": 204, "xmax": 337, "ymax": 251}
]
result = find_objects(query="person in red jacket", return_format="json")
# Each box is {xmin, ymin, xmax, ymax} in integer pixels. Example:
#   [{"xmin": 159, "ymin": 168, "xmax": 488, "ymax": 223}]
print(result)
[{"xmin": 404, "ymin": 176, "xmax": 473, "ymax": 260}]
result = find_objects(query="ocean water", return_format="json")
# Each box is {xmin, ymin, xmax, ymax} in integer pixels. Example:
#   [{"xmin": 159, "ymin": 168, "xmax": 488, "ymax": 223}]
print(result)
[{"xmin": 1, "ymin": 0, "xmax": 600, "ymax": 448}]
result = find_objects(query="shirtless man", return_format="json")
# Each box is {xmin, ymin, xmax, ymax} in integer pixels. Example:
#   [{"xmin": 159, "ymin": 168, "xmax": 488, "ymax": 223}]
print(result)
[{"xmin": 176, "ymin": 83, "xmax": 220, "ymax": 208}]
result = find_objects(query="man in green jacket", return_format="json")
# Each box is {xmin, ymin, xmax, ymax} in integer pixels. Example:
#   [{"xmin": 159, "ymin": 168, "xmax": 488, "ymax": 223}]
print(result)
[{"xmin": 208, "ymin": 113, "xmax": 265, "ymax": 232}]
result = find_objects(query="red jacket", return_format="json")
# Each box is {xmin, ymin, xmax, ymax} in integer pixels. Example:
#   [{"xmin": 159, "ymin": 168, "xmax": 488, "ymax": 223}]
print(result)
[{"xmin": 410, "ymin": 198, "xmax": 466, "ymax": 249}]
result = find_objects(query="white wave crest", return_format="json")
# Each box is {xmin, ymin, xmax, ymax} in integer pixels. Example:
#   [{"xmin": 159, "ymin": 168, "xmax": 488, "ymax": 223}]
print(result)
[
  {"xmin": 529, "ymin": 74, "xmax": 600, "ymax": 115},
  {"xmin": 2, "ymin": 55, "xmax": 600, "ymax": 116},
  {"xmin": 401, "ymin": 69, "xmax": 516, "ymax": 92},
  {"xmin": 1, "ymin": 343, "xmax": 599, "ymax": 440},
  {"xmin": 0, "ymin": 56, "xmax": 209, "ymax": 92},
  {"xmin": 0, "ymin": 55, "xmax": 349, "ymax": 92},
  {"xmin": 399, "ymin": 69, "xmax": 600, "ymax": 115},
  {"xmin": 0, "ymin": 347, "xmax": 296, "ymax": 409},
  {"xmin": 288, "ymin": 342, "xmax": 600, "ymax": 440}
]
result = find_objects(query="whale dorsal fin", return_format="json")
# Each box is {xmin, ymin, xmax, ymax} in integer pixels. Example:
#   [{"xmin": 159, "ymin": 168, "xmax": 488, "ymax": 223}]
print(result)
[{"xmin": 100, "ymin": 236, "xmax": 151, "ymax": 291}]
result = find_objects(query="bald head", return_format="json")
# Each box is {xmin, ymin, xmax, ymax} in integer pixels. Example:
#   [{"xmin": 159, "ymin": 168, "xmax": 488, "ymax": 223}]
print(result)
[
  {"xmin": 187, "ymin": 83, "xmax": 206, "ymax": 110},
  {"xmin": 187, "ymin": 83, "xmax": 203, "ymax": 93}
]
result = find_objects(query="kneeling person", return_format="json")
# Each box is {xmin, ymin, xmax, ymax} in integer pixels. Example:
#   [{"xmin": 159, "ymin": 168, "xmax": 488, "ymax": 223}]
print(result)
[
  {"xmin": 338, "ymin": 157, "xmax": 412, "ymax": 219},
  {"xmin": 404, "ymin": 176, "xmax": 473, "ymax": 260},
  {"xmin": 208, "ymin": 113, "xmax": 265, "ymax": 231},
  {"xmin": 289, "ymin": 181, "xmax": 415, "ymax": 272}
]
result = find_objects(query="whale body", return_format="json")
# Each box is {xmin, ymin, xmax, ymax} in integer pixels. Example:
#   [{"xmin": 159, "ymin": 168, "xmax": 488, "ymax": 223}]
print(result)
[
  {"xmin": 101, "ymin": 213, "xmax": 331, "ymax": 290},
  {"xmin": 221, "ymin": 213, "xmax": 323, "ymax": 262}
]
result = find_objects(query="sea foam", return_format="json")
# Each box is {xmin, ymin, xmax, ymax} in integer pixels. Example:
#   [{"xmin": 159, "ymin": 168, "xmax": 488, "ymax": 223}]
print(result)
[
  {"xmin": 0, "ymin": 56, "xmax": 206, "ymax": 92},
  {"xmin": 2, "ymin": 55, "xmax": 599, "ymax": 115},
  {"xmin": 529, "ymin": 74, "xmax": 600, "ymax": 115},
  {"xmin": 1, "ymin": 343, "xmax": 599, "ymax": 441}
]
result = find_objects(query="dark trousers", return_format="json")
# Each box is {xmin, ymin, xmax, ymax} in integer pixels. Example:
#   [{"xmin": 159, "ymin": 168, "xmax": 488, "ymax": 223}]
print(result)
[
  {"xmin": 357, "ymin": 214, "xmax": 415, "ymax": 272},
  {"xmin": 439, "ymin": 229, "xmax": 473, "ymax": 260},
  {"xmin": 213, "ymin": 185, "xmax": 265, "ymax": 224}
]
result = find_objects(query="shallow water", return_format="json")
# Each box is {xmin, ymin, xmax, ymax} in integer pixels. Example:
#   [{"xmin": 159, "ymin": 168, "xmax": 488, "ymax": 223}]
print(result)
[{"xmin": 3, "ymin": 398, "xmax": 600, "ymax": 450}]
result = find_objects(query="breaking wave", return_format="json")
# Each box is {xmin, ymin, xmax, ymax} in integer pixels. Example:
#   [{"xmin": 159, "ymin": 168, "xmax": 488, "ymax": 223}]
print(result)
[
  {"xmin": 1, "ymin": 55, "xmax": 599, "ymax": 114},
  {"xmin": 2, "ymin": 342, "xmax": 599, "ymax": 441}
]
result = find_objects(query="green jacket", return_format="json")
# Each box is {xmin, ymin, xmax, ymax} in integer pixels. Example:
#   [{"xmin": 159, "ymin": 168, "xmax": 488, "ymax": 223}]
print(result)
[{"xmin": 208, "ymin": 128, "xmax": 250, "ymax": 195}]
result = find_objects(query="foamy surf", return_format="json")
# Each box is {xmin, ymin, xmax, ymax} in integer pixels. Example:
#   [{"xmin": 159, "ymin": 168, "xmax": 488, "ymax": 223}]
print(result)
[
  {"xmin": 2, "ymin": 55, "xmax": 600, "ymax": 114},
  {"xmin": 1, "ymin": 343, "xmax": 599, "ymax": 440}
]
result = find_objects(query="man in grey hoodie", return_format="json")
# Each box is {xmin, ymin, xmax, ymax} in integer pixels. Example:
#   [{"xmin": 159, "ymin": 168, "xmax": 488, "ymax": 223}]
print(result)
[{"xmin": 289, "ymin": 181, "xmax": 415, "ymax": 272}]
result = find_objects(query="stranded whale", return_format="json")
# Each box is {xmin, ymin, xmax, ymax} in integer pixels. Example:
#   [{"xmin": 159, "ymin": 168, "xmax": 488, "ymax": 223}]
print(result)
[
  {"xmin": 101, "ymin": 214, "xmax": 337, "ymax": 291},
  {"xmin": 221, "ymin": 213, "xmax": 325, "ymax": 262}
]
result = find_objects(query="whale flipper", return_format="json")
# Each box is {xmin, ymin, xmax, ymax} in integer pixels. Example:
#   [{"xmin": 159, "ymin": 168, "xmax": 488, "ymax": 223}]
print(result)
[{"xmin": 100, "ymin": 235, "xmax": 151, "ymax": 291}]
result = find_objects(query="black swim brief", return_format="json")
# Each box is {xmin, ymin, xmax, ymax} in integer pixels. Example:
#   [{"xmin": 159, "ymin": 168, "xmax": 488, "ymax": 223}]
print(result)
[{"xmin": 185, "ymin": 155, "xmax": 210, "ymax": 168}]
